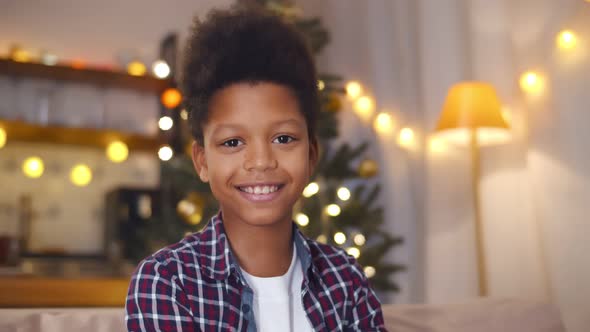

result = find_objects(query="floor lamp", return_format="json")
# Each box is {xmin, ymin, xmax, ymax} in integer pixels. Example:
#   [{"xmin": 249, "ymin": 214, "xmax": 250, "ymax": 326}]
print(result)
[{"xmin": 434, "ymin": 82, "xmax": 510, "ymax": 296}]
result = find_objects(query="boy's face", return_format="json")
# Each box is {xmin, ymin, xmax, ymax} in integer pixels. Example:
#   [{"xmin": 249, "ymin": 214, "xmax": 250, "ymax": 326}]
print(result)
[{"xmin": 192, "ymin": 82, "xmax": 318, "ymax": 228}]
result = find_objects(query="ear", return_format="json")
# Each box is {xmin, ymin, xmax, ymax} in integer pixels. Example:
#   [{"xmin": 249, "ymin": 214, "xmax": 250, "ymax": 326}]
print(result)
[
  {"xmin": 191, "ymin": 141, "xmax": 209, "ymax": 183},
  {"xmin": 308, "ymin": 136, "xmax": 319, "ymax": 177}
]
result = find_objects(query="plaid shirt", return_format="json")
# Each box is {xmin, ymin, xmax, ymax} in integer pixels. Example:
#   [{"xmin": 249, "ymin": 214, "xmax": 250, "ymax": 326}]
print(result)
[{"xmin": 126, "ymin": 213, "xmax": 386, "ymax": 331}]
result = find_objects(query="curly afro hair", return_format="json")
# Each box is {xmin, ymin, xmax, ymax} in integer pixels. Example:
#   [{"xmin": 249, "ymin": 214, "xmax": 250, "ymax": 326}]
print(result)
[{"xmin": 182, "ymin": 5, "xmax": 320, "ymax": 145}]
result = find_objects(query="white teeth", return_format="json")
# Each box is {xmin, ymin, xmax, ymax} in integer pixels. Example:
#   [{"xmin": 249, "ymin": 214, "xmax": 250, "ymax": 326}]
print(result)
[{"xmin": 240, "ymin": 185, "xmax": 279, "ymax": 194}]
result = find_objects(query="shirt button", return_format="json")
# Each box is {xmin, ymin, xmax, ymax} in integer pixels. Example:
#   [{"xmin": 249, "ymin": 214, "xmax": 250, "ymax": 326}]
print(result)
[{"xmin": 242, "ymin": 304, "xmax": 251, "ymax": 314}]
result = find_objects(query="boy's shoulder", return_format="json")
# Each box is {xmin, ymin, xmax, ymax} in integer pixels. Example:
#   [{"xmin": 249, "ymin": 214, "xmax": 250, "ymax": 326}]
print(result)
[{"xmin": 301, "ymin": 235, "xmax": 364, "ymax": 280}]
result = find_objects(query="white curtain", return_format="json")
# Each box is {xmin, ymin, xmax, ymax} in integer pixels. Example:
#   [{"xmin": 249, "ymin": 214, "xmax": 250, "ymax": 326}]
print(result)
[{"xmin": 298, "ymin": 0, "xmax": 590, "ymax": 331}]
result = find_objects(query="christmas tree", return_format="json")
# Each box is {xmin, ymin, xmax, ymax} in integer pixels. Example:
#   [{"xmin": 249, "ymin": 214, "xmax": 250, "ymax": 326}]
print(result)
[{"xmin": 140, "ymin": 0, "xmax": 404, "ymax": 293}]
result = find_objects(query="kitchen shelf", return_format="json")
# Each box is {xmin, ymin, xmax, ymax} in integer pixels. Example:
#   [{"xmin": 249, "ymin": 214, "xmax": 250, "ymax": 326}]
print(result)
[{"xmin": 0, "ymin": 58, "xmax": 170, "ymax": 93}]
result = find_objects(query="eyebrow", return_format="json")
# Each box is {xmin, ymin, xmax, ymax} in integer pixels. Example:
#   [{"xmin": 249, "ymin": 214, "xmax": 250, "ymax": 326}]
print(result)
[{"xmin": 211, "ymin": 118, "xmax": 305, "ymax": 135}]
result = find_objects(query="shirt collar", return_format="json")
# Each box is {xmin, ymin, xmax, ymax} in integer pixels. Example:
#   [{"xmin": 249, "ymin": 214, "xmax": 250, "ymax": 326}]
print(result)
[{"xmin": 197, "ymin": 212, "xmax": 316, "ymax": 282}]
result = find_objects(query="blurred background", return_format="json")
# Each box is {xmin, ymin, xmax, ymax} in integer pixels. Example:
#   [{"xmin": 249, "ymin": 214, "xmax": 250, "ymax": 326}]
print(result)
[{"xmin": 0, "ymin": 0, "xmax": 589, "ymax": 331}]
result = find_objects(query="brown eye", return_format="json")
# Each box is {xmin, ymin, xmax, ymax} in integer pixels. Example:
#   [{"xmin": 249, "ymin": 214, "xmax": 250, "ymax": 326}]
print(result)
[
  {"xmin": 273, "ymin": 135, "xmax": 295, "ymax": 144},
  {"xmin": 222, "ymin": 139, "xmax": 243, "ymax": 147}
]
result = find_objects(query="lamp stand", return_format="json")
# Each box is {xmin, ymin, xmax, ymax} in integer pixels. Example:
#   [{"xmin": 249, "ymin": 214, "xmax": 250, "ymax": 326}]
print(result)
[{"xmin": 470, "ymin": 128, "xmax": 488, "ymax": 296}]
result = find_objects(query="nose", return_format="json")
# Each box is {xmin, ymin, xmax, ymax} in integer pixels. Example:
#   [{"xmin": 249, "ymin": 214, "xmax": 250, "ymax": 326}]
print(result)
[{"xmin": 243, "ymin": 141, "xmax": 278, "ymax": 172}]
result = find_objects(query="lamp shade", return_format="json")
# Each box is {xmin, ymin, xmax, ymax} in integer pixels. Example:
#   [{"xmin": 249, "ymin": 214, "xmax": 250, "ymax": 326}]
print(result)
[{"xmin": 435, "ymin": 82, "xmax": 510, "ymax": 145}]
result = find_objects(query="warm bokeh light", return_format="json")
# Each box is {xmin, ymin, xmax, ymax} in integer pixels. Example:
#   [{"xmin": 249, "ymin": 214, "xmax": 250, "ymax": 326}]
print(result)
[
  {"xmin": 556, "ymin": 30, "xmax": 578, "ymax": 50},
  {"xmin": 41, "ymin": 53, "xmax": 58, "ymax": 66},
  {"xmin": 11, "ymin": 48, "xmax": 30, "ymax": 63},
  {"xmin": 353, "ymin": 96, "xmax": 375, "ymax": 123},
  {"xmin": 127, "ymin": 60, "xmax": 147, "ymax": 76},
  {"xmin": 501, "ymin": 107, "xmax": 512, "ymax": 126},
  {"xmin": 0, "ymin": 128, "xmax": 6, "ymax": 148},
  {"xmin": 325, "ymin": 204, "xmax": 341, "ymax": 217},
  {"xmin": 152, "ymin": 60, "xmax": 171, "ymax": 79},
  {"xmin": 23, "ymin": 157, "xmax": 44, "ymax": 178},
  {"xmin": 353, "ymin": 234, "xmax": 366, "ymax": 246},
  {"xmin": 316, "ymin": 235, "xmax": 327, "ymax": 244},
  {"xmin": 161, "ymin": 88, "xmax": 182, "ymax": 109},
  {"xmin": 373, "ymin": 112, "xmax": 396, "ymax": 136},
  {"xmin": 337, "ymin": 187, "xmax": 351, "ymax": 201},
  {"xmin": 158, "ymin": 145, "xmax": 174, "ymax": 161},
  {"xmin": 177, "ymin": 199, "xmax": 202, "ymax": 225},
  {"xmin": 106, "ymin": 141, "xmax": 129, "ymax": 163},
  {"xmin": 345, "ymin": 81, "xmax": 363, "ymax": 100},
  {"xmin": 70, "ymin": 164, "xmax": 92, "ymax": 187},
  {"xmin": 70, "ymin": 59, "xmax": 86, "ymax": 70},
  {"xmin": 302, "ymin": 182, "xmax": 319, "ymax": 197},
  {"xmin": 159, "ymin": 116, "xmax": 174, "ymax": 131},
  {"xmin": 180, "ymin": 109, "xmax": 189, "ymax": 120},
  {"xmin": 334, "ymin": 232, "xmax": 346, "ymax": 245},
  {"xmin": 428, "ymin": 136, "xmax": 447, "ymax": 154},
  {"xmin": 397, "ymin": 127, "xmax": 415, "ymax": 149},
  {"xmin": 346, "ymin": 247, "xmax": 361, "ymax": 259},
  {"xmin": 519, "ymin": 71, "xmax": 545, "ymax": 97},
  {"xmin": 295, "ymin": 213, "xmax": 310, "ymax": 227},
  {"xmin": 317, "ymin": 80, "xmax": 325, "ymax": 91},
  {"xmin": 364, "ymin": 266, "xmax": 376, "ymax": 278}
]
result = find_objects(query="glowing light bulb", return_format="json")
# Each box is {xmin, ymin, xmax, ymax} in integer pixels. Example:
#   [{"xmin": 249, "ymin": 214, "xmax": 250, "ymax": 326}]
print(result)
[
  {"xmin": 353, "ymin": 234, "xmax": 366, "ymax": 246},
  {"xmin": 152, "ymin": 60, "xmax": 171, "ymax": 79},
  {"xmin": 364, "ymin": 266, "xmax": 376, "ymax": 278},
  {"xmin": 519, "ymin": 71, "xmax": 545, "ymax": 96},
  {"xmin": 158, "ymin": 145, "xmax": 174, "ymax": 161},
  {"xmin": 127, "ymin": 60, "xmax": 147, "ymax": 76},
  {"xmin": 70, "ymin": 164, "xmax": 92, "ymax": 187},
  {"xmin": 302, "ymin": 182, "xmax": 319, "ymax": 197},
  {"xmin": 373, "ymin": 112, "xmax": 396, "ymax": 136},
  {"xmin": 180, "ymin": 109, "xmax": 189, "ymax": 120},
  {"xmin": 334, "ymin": 232, "xmax": 346, "ymax": 245},
  {"xmin": 0, "ymin": 128, "xmax": 6, "ymax": 148},
  {"xmin": 346, "ymin": 247, "xmax": 360, "ymax": 259},
  {"xmin": 397, "ymin": 127, "xmax": 415, "ymax": 149},
  {"xmin": 556, "ymin": 30, "xmax": 577, "ymax": 50},
  {"xmin": 317, "ymin": 80, "xmax": 325, "ymax": 91},
  {"xmin": 23, "ymin": 157, "xmax": 44, "ymax": 178},
  {"xmin": 353, "ymin": 96, "xmax": 375, "ymax": 123},
  {"xmin": 159, "ymin": 116, "xmax": 174, "ymax": 131},
  {"xmin": 106, "ymin": 141, "xmax": 128, "ymax": 163},
  {"xmin": 161, "ymin": 88, "xmax": 182, "ymax": 109},
  {"xmin": 346, "ymin": 81, "xmax": 363, "ymax": 100},
  {"xmin": 337, "ymin": 187, "xmax": 351, "ymax": 201},
  {"xmin": 295, "ymin": 213, "xmax": 310, "ymax": 227},
  {"xmin": 325, "ymin": 204, "xmax": 341, "ymax": 217}
]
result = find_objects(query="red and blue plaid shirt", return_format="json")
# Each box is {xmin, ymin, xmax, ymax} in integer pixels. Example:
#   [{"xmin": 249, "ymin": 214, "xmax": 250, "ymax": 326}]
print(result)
[{"xmin": 125, "ymin": 213, "xmax": 386, "ymax": 331}]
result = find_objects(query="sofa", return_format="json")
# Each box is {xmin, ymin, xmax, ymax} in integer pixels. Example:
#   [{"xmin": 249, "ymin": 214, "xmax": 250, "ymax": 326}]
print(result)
[{"xmin": 0, "ymin": 298, "xmax": 565, "ymax": 332}]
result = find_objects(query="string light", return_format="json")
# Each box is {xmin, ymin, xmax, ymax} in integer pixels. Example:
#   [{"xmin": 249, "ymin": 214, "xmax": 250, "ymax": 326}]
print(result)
[
  {"xmin": 127, "ymin": 60, "xmax": 147, "ymax": 76},
  {"xmin": 23, "ymin": 157, "xmax": 44, "ymax": 178},
  {"xmin": 363, "ymin": 266, "xmax": 376, "ymax": 278},
  {"xmin": 161, "ymin": 88, "xmax": 182, "ymax": 109},
  {"xmin": 334, "ymin": 232, "xmax": 346, "ymax": 245},
  {"xmin": 159, "ymin": 116, "xmax": 174, "ymax": 131},
  {"xmin": 302, "ymin": 182, "xmax": 319, "ymax": 197},
  {"xmin": 152, "ymin": 60, "xmax": 171, "ymax": 79},
  {"xmin": 346, "ymin": 247, "xmax": 360, "ymax": 259},
  {"xmin": 41, "ymin": 52, "xmax": 58, "ymax": 66},
  {"xmin": 337, "ymin": 187, "xmax": 351, "ymax": 201},
  {"xmin": 556, "ymin": 30, "xmax": 577, "ymax": 50},
  {"xmin": 295, "ymin": 213, "xmax": 310, "ymax": 227},
  {"xmin": 373, "ymin": 112, "xmax": 396, "ymax": 136},
  {"xmin": 106, "ymin": 141, "xmax": 128, "ymax": 163},
  {"xmin": 10, "ymin": 47, "xmax": 30, "ymax": 63},
  {"xmin": 397, "ymin": 127, "xmax": 415, "ymax": 149},
  {"xmin": 158, "ymin": 145, "xmax": 174, "ymax": 161},
  {"xmin": 70, "ymin": 164, "xmax": 92, "ymax": 187},
  {"xmin": 0, "ymin": 128, "xmax": 6, "ymax": 148},
  {"xmin": 353, "ymin": 234, "xmax": 366, "ymax": 246},
  {"xmin": 353, "ymin": 96, "xmax": 375, "ymax": 123},
  {"xmin": 346, "ymin": 81, "xmax": 363, "ymax": 100},
  {"xmin": 316, "ymin": 235, "xmax": 328, "ymax": 244},
  {"xmin": 325, "ymin": 204, "xmax": 341, "ymax": 217},
  {"xmin": 317, "ymin": 80, "xmax": 325, "ymax": 91},
  {"xmin": 519, "ymin": 71, "xmax": 545, "ymax": 96}
]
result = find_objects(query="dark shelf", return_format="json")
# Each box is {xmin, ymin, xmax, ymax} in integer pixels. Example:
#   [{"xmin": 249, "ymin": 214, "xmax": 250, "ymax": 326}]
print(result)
[
  {"xmin": 0, "ymin": 59, "xmax": 170, "ymax": 93},
  {"xmin": 0, "ymin": 119, "xmax": 162, "ymax": 152}
]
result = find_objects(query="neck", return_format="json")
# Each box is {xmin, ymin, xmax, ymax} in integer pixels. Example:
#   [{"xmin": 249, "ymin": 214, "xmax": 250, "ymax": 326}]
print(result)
[{"xmin": 221, "ymin": 212, "xmax": 294, "ymax": 278}]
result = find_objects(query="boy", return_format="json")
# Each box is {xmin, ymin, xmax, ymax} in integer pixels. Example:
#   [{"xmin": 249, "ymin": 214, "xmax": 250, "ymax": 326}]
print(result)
[{"xmin": 126, "ymin": 5, "xmax": 386, "ymax": 332}]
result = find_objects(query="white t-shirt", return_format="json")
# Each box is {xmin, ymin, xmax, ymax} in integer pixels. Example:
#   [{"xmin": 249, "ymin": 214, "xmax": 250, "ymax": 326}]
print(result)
[{"xmin": 240, "ymin": 245, "xmax": 314, "ymax": 332}]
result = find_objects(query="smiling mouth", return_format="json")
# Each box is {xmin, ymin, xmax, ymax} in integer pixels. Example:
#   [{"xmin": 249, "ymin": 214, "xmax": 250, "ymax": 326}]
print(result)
[{"xmin": 236, "ymin": 184, "xmax": 284, "ymax": 195}]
